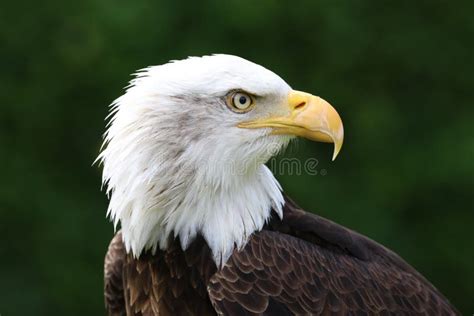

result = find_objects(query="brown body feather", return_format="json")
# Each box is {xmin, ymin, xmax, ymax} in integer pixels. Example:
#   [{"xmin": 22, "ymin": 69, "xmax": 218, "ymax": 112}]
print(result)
[{"xmin": 105, "ymin": 196, "xmax": 458, "ymax": 315}]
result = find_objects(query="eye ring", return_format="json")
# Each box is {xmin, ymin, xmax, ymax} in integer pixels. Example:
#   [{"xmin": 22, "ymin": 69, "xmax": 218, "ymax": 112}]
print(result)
[{"xmin": 226, "ymin": 91, "xmax": 255, "ymax": 113}]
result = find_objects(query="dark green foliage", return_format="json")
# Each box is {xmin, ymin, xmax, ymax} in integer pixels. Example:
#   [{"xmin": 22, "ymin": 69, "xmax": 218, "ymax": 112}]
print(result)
[{"xmin": 0, "ymin": 1, "xmax": 472, "ymax": 314}]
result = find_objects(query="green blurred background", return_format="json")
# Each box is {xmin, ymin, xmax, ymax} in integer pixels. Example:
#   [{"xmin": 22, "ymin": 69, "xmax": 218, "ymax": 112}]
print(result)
[{"xmin": 1, "ymin": 0, "xmax": 473, "ymax": 315}]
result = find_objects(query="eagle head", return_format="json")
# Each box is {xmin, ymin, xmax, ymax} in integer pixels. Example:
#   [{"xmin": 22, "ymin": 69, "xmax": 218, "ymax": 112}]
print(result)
[{"xmin": 98, "ymin": 55, "xmax": 343, "ymax": 265}]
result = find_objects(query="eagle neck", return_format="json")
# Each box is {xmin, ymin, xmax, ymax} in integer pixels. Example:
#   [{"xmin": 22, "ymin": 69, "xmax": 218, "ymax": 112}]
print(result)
[{"xmin": 116, "ymin": 163, "xmax": 284, "ymax": 267}]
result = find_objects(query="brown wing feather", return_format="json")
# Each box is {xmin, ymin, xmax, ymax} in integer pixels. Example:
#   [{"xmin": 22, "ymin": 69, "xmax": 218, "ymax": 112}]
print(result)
[
  {"xmin": 208, "ymin": 197, "xmax": 459, "ymax": 315},
  {"xmin": 122, "ymin": 237, "xmax": 217, "ymax": 316},
  {"xmin": 104, "ymin": 231, "xmax": 126, "ymax": 316}
]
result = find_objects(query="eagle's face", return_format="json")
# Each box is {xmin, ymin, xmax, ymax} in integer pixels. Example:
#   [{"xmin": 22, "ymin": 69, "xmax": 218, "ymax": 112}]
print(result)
[{"xmin": 99, "ymin": 55, "xmax": 343, "ymax": 264}]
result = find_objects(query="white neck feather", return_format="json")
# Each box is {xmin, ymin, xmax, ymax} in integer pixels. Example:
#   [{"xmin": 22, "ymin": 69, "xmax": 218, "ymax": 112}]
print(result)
[{"xmin": 103, "ymin": 153, "xmax": 284, "ymax": 265}]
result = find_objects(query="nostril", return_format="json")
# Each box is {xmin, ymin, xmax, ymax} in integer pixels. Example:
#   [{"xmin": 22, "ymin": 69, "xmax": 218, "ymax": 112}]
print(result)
[{"xmin": 294, "ymin": 102, "xmax": 306, "ymax": 110}]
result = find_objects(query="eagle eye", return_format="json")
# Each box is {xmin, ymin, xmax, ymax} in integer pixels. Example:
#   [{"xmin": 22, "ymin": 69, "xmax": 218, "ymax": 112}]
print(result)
[{"xmin": 226, "ymin": 91, "xmax": 255, "ymax": 113}]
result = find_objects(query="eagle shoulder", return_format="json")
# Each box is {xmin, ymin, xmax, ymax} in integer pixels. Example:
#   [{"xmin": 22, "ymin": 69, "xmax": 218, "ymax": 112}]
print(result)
[{"xmin": 207, "ymin": 196, "xmax": 459, "ymax": 315}]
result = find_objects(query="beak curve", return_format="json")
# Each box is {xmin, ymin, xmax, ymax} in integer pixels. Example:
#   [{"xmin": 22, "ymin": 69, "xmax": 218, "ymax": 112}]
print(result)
[{"xmin": 238, "ymin": 90, "xmax": 344, "ymax": 160}]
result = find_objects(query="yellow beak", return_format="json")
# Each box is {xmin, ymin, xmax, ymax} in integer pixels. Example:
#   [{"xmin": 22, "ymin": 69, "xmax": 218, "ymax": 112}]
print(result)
[{"xmin": 238, "ymin": 90, "xmax": 344, "ymax": 160}]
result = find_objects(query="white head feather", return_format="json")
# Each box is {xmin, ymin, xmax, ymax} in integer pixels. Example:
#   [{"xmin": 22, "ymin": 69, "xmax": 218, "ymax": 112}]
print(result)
[{"xmin": 98, "ymin": 55, "xmax": 293, "ymax": 265}]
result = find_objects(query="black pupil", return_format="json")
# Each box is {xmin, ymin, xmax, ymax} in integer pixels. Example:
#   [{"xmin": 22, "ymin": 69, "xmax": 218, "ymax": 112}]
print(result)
[{"xmin": 238, "ymin": 95, "xmax": 247, "ymax": 105}]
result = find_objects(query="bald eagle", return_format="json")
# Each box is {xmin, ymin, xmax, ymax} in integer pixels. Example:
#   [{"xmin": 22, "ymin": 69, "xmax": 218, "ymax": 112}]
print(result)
[{"xmin": 98, "ymin": 55, "xmax": 457, "ymax": 315}]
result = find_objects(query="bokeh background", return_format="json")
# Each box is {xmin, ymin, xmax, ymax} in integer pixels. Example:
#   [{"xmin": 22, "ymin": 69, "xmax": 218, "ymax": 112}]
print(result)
[{"xmin": 1, "ymin": 1, "xmax": 473, "ymax": 315}]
